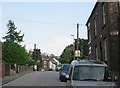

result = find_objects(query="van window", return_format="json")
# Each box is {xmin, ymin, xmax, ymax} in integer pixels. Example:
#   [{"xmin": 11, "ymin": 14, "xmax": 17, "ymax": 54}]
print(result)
[{"xmin": 73, "ymin": 66, "xmax": 112, "ymax": 81}]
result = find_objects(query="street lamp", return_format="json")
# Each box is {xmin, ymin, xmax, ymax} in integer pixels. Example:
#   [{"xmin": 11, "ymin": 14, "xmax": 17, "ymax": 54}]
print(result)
[{"xmin": 71, "ymin": 35, "xmax": 74, "ymax": 43}]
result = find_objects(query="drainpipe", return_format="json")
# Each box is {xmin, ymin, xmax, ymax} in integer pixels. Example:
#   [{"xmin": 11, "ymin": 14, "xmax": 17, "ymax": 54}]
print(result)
[{"xmin": 118, "ymin": 1, "xmax": 120, "ymax": 87}]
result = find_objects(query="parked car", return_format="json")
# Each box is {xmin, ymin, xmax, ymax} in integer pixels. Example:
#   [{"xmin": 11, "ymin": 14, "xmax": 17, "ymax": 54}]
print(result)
[
  {"xmin": 66, "ymin": 60, "xmax": 117, "ymax": 88},
  {"xmin": 48, "ymin": 68, "xmax": 53, "ymax": 71},
  {"xmin": 59, "ymin": 64, "xmax": 70, "ymax": 82},
  {"xmin": 56, "ymin": 64, "xmax": 61, "ymax": 71}
]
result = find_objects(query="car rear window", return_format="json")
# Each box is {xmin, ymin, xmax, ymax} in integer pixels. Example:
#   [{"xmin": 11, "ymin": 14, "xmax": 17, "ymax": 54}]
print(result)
[{"xmin": 62, "ymin": 64, "xmax": 70, "ymax": 71}]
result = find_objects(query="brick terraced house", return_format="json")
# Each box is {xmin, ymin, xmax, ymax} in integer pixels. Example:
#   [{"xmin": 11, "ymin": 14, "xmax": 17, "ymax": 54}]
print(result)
[{"xmin": 86, "ymin": 1, "xmax": 120, "ymax": 78}]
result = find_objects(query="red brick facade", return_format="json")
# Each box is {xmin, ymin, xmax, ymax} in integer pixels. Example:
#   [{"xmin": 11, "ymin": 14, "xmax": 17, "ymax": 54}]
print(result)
[
  {"xmin": 86, "ymin": 1, "xmax": 120, "ymax": 78},
  {"xmin": 86, "ymin": 2, "xmax": 120, "ymax": 87}
]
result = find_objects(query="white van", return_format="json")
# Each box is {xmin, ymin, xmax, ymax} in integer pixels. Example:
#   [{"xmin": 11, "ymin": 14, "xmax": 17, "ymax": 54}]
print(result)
[{"xmin": 66, "ymin": 60, "xmax": 117, "ymax": 88}]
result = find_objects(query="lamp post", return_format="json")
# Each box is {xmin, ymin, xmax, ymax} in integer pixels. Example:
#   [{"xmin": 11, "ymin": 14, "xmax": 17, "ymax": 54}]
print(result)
[
  {"xmin": 75, "ymin": 23, "xmax": 81, "ymax": 58},
  {"xmin": 71, "ymin": 35, "xmax": 74, "ymax": 44}
]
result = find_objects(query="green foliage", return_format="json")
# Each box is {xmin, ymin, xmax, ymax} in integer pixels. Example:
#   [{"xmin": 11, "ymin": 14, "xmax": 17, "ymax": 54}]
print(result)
[
  {"xmin": 75, "ymin": 38, "xmax": 89, "ymax": 58},
  {"xmin": 79, "ymin": 39, "xmax": 89, "ymax": 58},
  {"xmin": 32, "ymin": 49, "xmax": 42, "ymax": 64},
  {"xmin": 2, "ymin": 20, "xmax": 30, "ymax": 66},
  {"xmin": 3, "ymin": 20, "xmax": 24, "ymax": 43},
  {"xmin": 27, "ymin": 60, "xmax": 36, "ymax": 66},
  {"xmin": 2, "ymin": 42, "xmax": 29, "ymax": 65},
  {"xmin": 59, "ymin": 44, "xmax": 74, "ymax": 64},
  {"xmin": 60, "ymin": 39, "xmax": 89, "ymax": 64}
]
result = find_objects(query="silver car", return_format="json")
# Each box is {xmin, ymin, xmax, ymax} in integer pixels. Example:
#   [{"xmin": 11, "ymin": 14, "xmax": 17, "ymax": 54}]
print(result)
[{"xmin": 66, "ymin": 60, "xmax": 117, "ymax": 88}]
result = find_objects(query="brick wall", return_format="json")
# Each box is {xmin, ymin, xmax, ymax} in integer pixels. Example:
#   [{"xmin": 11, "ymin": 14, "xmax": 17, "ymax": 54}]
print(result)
[
  {"xmin": 1, "ymin": 63, "xmax": 33, "ymax": 77},
  {"xmin": 2, "ymin": 62, "xmax": 10, "ymax": 77},
  {"xmin": 86, "ymin": 2, "xmax": 120, "ymax": 87},
  {"xmin": 0, "ymin": 61, "xmax": 10, "ymax": 77}
]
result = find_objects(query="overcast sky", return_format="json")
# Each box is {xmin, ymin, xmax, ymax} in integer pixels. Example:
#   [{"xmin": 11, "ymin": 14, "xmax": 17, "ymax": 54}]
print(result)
[{"xmin": 1, "ymin": 1, "xmax": 96, "ymax": 56}]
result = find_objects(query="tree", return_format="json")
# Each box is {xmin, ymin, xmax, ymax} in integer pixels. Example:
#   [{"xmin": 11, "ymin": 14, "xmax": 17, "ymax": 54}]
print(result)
[
  {"xmin": 60, "ymin": 39, "xmax": 89, "ymax": 64},
  {"xmin": 2, "ymin": 20, "xmax": 28, "ymax": 65},
  {"xmin": 32, "ymin": 49, "xmax": 42, "ymax": 65},
  {"xmin": 49, "ymin": 54, "xmax": 58, "ymax": 60},
  {"xmin": 3, "ymin": 20, "xmax": 24, "ymax": 43},
  {"xmin": 2, "ymin": 42, "xmax": 29, "ymax": 65},
  {"xmin": 59, "ymin": 44, "xmax": 74, "ymax": 64}
]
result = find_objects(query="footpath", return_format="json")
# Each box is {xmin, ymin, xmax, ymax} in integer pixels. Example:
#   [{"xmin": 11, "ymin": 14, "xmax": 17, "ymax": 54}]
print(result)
[{"xmin": 0, "ymin": 70, "xmax": 33, "ymax": 86}]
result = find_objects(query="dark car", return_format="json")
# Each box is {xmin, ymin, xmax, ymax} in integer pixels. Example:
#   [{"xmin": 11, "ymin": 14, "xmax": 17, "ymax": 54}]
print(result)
[{"xmin": 59, "ymin": 64, "xmax": 70, "ymax": 82}]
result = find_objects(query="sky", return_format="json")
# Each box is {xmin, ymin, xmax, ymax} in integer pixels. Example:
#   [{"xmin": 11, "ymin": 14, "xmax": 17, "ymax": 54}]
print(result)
[{"xmin": 0, "ymin": 1, "xmax": 96, "ymax": 56}]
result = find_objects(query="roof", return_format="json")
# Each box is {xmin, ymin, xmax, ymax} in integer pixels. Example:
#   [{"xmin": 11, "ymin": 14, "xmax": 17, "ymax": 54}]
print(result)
[
  {"xmin": 71, "ymin": 59, "xmax": 107, "ymax": 67},
  {"xmin": 86, "ymin": 2, "xmax": 98, "ymax": 26}
]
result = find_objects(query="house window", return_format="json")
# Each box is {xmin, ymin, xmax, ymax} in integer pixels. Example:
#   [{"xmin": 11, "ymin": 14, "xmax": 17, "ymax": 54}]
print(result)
[
  {"xmin": 100, "ymin": 42, "xmax": 103, "ymax": 61},
  {"xmin": 88, "ymin": 31, "xmax": 91, "ymax": 44},
  {"xmin": 102, "ymin": 3, "xmax": 106, "ymax": 25},
  {"xmin": 88, "ymin": 23, "xmax": 90, "ymax": 29},
  {"xmin": 104, "ymin": 38, "xmax": 107, "ymax": 62},
  {"xmin": 89, "ymin": 46, "xmax": 91, "ymax": 54},
  {"xmin": 88, "ymin": 23, "xmax": 91, "ymax": 44},
  {"xmin": 94, "ymin": 18, "xmax": 97, "ymax": 36},
  {"xmin": 44, "ymin": 61, "xmax": 47, "ymax": 64},
  {"xmin": 95, "ymin": 46, "xmax": 98, "ymax": 60}
]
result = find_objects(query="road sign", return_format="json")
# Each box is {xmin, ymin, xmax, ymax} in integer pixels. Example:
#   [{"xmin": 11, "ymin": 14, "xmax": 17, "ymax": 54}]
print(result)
[{"xmin": 75, "ymin": 50, "xmax": 80, "ymax": 57}]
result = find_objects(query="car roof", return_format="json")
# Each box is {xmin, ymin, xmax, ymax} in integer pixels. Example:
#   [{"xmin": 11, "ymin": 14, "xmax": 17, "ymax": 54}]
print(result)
[
  {"xmin": 61, "ymin": 64, "xmax": 70, "ymax": 65},
  {"xmin": 71, "ymin": 59, "xmax": 107, "ymax": 67},
  {"xmin": 61, "ymin": 64, "xmax": 71, "ymax": 67}
]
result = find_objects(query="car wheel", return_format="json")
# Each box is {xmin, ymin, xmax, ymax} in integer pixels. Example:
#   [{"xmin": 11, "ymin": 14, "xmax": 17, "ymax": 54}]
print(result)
[{"xmin": 60, "ymin": 76, "xmax": 66, "ymax": 82}]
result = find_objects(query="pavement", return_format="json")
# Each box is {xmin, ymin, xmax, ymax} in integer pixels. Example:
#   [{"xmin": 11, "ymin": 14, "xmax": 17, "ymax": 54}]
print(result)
[{"xmin": 1, "ymin": 70, "xmax": 33, "ymax": 86}]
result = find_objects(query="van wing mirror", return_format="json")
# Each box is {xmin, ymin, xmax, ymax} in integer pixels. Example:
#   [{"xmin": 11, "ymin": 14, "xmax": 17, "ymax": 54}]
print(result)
[{"xmin": 114, "ymin": 76, "xmax": 119, "ymax": 82}]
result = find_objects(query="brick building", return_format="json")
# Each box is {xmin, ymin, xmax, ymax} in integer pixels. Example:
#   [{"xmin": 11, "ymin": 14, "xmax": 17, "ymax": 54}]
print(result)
[
  {"xmin": 86, "ymin": 1, "xmax": 120, "ymax": 77},
  {"xmin": 42, "ymin": 59, "xmax": 50, "ymax": 71}
]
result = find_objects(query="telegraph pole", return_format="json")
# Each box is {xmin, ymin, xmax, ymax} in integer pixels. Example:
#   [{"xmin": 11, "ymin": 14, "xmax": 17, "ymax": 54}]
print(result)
[
  {"xmin": 77, "ymin": 23, "xmax": 79, "ymax": 50},
  {"xmin": 74, "ymin": 23, "xmax": 80, "ymax": 58}
]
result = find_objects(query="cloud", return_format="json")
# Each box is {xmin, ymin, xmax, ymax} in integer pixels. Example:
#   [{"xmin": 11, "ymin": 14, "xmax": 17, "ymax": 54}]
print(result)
[
  {"xmin": 39, "ymin": 36, "xmax": 72, "ymax": 56},
  {"xmin": 24, "ymin": 36, "xmax": 72, "ymax": 56}
]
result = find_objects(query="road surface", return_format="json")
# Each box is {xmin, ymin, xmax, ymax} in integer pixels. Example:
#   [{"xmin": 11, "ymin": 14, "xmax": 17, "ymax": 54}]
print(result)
[{"xmin": 3, "ymin": 71, "xmax": 66, "ymax": 87}]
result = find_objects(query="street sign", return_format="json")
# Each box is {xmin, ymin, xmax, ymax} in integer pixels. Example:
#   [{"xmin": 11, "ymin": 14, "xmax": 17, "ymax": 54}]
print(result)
[{"xmin": 75, "ymin": 50, "xmax": 80, "ymax": 57}]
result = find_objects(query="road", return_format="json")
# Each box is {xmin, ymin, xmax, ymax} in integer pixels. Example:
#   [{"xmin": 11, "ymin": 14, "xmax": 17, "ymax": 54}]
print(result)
[{"xmin": 3, "ymin": 71, "xmax": 66, "ymax": 87}]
